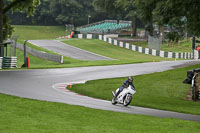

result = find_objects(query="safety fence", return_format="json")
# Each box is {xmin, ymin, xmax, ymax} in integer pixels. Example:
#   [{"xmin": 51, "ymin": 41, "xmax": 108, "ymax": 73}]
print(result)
[
  {"xmin": 0, "ymin": 57, "xmax": 17, "ymax": 69},
  {"xmin": 14, "ymin": 43, "xmax": 63, "ymax": 64},
  {"xmin": 74, "ymin": 34, "xmax": 194, "ymax": 59},
  {"xmin": 148, "ymin": 36, "xmax": 162, "ymax": 50}
]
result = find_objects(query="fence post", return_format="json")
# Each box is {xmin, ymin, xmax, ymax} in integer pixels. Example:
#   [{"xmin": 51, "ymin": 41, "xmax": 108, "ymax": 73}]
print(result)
[
  {"xmin": 24, "ymin": 40, "xmax": 28, "ymax": 63},
  {"xmin": 61, "ymin": 56, "xmax": 63, "ymax": 64},
  {"xmin": 21, "ymin": 40, "xmax": 28, "ymax": 68},
  {"xmin": 11, "ymin": 36, "xmax": 18, "ymax": 57}
]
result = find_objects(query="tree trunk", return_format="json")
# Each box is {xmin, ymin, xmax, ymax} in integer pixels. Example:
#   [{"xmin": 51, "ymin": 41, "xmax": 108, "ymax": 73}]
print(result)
[
  {"xmin": 0, "ymin": 0, "xmax": 4, "ymax": 57},
  {"xmin": 149, "ymin": 21, "xmax": 154, "ymax": 36},
  {"xmin": 132, "ymin": 16, "xmax": 137, "ymax": 37}
]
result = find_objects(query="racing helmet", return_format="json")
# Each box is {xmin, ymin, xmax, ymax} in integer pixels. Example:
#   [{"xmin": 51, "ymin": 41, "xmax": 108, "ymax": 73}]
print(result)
[{"xmin": 128, "ymin": 76, "xmax": 133, "ymax": 82}]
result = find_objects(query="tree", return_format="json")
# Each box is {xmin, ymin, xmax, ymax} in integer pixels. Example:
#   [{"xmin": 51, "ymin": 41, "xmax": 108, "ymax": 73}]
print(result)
[
  {"xmin": 93, "ymin": 0, "xmax": 118, "ymax": 15},
  {"xmin": 115, "ymin": 0, "xmax": 138, "ymax": 36},
  {"xmin": 0, "ymin": 0, "xmax": 40, "ymax": 57},
  {"xmin": 154, "ymin": 0, "xmax": 200, "ymax": 37},
  {"xmin": 8, "ymin": 0, "xmax": 119, "ymax": 26},
  {"xmin": 94, "ymin": 0, "xmax": 127, "ymax": 20},
  {"xmin": 134, "ymin": 0, "xmax": 159, "ymax": 36},
  {"xmin": 32, "ymin": 0, "xmax": 95, "ymax": 26},
  {"xmin": 94, "ymin": 0, "xmax": 138, "ymax": 35}
]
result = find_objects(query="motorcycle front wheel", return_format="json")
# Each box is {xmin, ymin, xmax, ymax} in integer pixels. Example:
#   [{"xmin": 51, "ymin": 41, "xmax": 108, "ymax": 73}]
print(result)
[
  {"xmin": 111, "ymin": 97, "xmax": 117, "ymax": 105},
  {"xmin": 123, "ymin": 94, "xmax": 132, "ymax": 106}
]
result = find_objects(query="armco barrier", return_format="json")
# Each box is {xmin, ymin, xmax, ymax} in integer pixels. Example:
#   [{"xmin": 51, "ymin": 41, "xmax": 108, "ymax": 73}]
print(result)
[
  {"xmin": 2, "ymin": 57, "xmax": 17, "ymax": 69},
  {"xmin": 75, "ymin": 34, "xmax": 194, "ymax": 59},
  {"xmin": 14, "ymin": 43, "xmax": 63, "ymax": 64}
]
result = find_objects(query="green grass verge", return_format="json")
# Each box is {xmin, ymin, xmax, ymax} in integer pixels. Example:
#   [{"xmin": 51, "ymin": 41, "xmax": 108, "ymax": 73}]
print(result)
[
  {"xmin": 63, "ymin": 39, "xmax": 175, "ymax": 63},
  {"xmin": 0, "ymin": 93, "xmax": 200, "ymax": 133},
  {"xmin": 69, "ymin": 64, "xmax": 200, "ymax": 115},
  {"xmin": 132, "ymin": 39, "xmax": 192, "ymax": 53},
  {"xmin": 13, "ymin": 25, "xmax": 66, "ymax": 40}
]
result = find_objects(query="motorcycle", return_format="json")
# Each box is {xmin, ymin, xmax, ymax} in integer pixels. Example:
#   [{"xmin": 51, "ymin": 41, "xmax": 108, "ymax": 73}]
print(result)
[{"xmin": 111, "ymin": 85, "xmax": 136, "ymax": 106}]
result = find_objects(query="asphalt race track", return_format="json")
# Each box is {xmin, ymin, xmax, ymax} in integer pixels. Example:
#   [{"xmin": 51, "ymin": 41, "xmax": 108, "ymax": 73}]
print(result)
[
  {"xmin": 28, "ymin": 40, "xmax": 114, "ymax": 61},
  {"xmin": 1, "ymin": 60, "xmax": 200, "ymax": 121}
]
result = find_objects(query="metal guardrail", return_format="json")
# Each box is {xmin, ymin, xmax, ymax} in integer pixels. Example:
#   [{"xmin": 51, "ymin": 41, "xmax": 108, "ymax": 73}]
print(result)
[{"xmin": 14, "ymin": 43, "xmax": 63, "ymax": 64}]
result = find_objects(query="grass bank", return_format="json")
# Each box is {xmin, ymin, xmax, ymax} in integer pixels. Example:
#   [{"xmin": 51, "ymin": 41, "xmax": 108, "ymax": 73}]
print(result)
[
  {"xmin": 63, "ymin": 39, "xmax": 175, "ymax": 63},
  {"xmin": 69, "ymin": 64, "xmax": 200, "ymax": 115},
  {"xmin": 132, "ymin": 39, "xmax": 192, "ymax": 53},
  {"xmin": 13, "ymin": 25, "xmax": 66, "ymax": 40},
  {"xmin": 0, "ymin": 93, "xmax": 199, "ymax": 133}
]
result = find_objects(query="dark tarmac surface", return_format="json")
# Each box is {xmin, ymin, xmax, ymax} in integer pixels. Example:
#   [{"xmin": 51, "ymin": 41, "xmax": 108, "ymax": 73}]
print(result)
[
  {"xmin": 28, "ymin": 40, "xmax": 114, "ymax": 61},
  {"xmin": 0, "ymin": 60, "xmax": 200, "ymax": 121}
]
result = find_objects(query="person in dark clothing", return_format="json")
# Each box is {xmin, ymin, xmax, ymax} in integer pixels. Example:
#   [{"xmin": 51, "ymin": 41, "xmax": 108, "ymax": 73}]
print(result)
[{"xmin": 114, "ymin": 76, "xmax": 135, "ymax": 100}]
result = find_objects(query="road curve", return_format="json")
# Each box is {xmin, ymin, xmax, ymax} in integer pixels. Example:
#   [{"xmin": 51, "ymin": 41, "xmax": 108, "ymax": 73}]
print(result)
[
  {"xmin": 0, "ymin": 60, "xmax": 200, "ymax": 121},
  {"xmin": 28, "ymin": 40, "xmax": 114, "ymax": 61}
]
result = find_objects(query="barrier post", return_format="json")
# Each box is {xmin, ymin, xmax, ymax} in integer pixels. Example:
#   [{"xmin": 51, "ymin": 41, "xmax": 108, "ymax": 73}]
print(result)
[
  {"xmin": 28, "ymin": 57, "xmax": 30, "ymax": 68},
  {"xmin": 21, "ymin": 40, "xmax": 29, "ymax": 68}
]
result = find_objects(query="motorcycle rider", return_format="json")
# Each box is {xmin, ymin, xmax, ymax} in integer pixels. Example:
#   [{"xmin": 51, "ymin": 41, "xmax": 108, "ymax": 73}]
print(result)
[{"xmin": 114, "ymin": 76, "xmax": 135, "ymax": 100}]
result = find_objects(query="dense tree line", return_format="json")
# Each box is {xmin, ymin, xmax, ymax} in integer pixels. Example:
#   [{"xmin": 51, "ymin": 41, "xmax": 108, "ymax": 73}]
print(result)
[
  {"xmin": 94, "ymin": 0, "xmax": 200, "ymax": 37},
  {"xmin": 8, "ymin": 0, "xmax": 119, "ymax": 26},
  {"xmin": 1, "ymin": 0, "xmax": 200, "ymax": 47}
]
